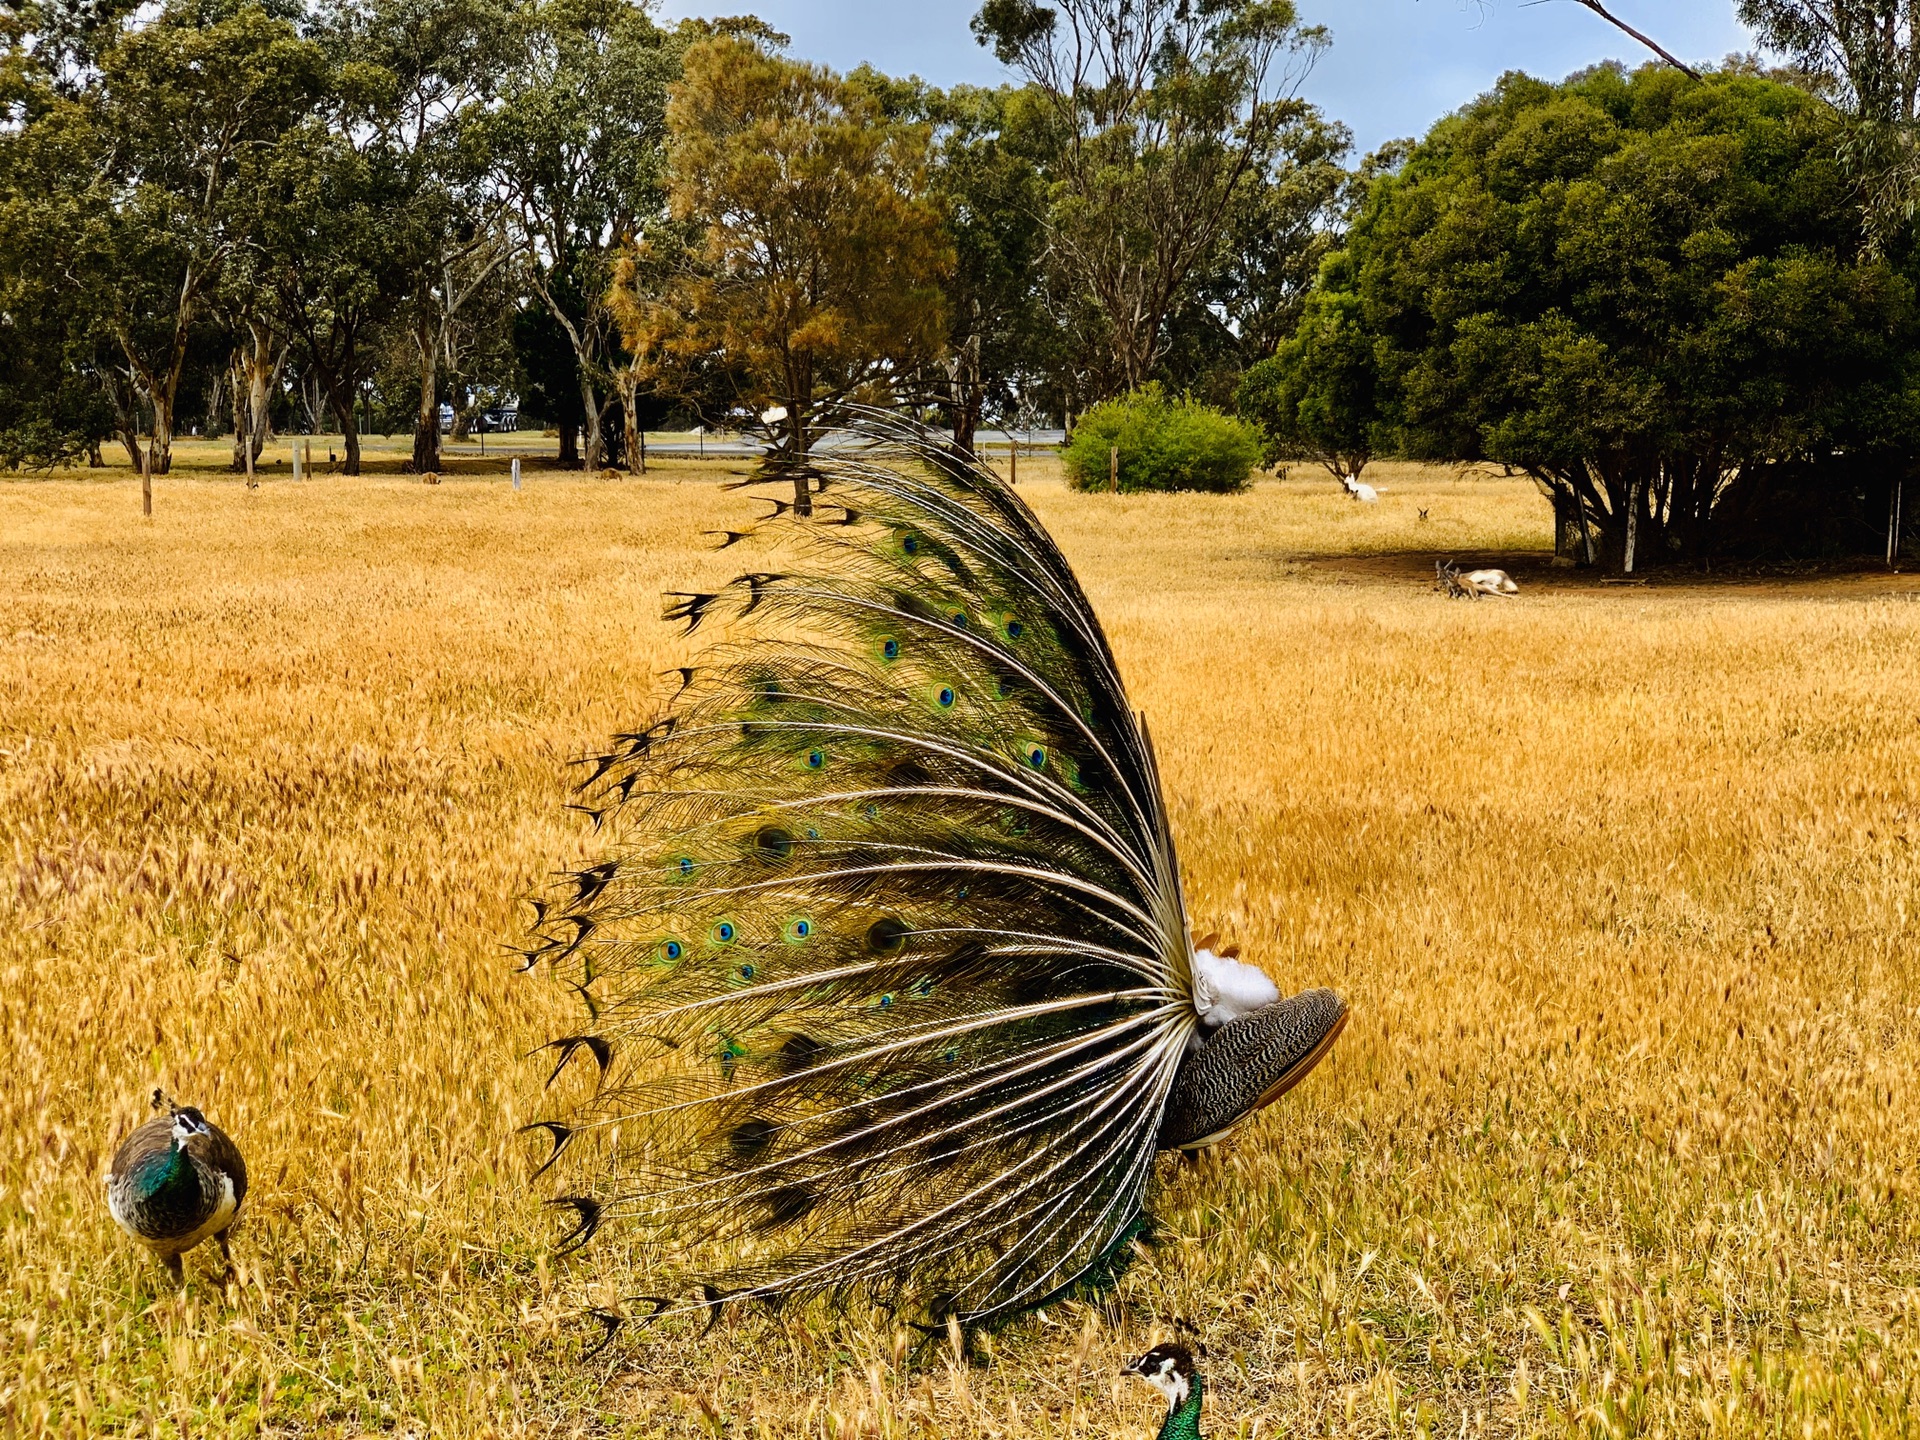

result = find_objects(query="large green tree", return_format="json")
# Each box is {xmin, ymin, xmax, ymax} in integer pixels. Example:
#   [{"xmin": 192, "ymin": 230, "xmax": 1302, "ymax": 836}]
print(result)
[{"xmin": 1338, "ymin": 64, "xmax": 1919, "ymax": 570}]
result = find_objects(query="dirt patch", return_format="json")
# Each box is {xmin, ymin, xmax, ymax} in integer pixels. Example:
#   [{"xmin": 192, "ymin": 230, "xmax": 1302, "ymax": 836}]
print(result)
[{"xmin": 1299, "ymin": 549, "xmax": 1920, "ymax": 597}]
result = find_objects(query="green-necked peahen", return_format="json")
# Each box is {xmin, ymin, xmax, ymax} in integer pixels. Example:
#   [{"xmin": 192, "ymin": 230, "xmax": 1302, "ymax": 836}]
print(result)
[
  {"xmin": 106, "ymin": 1090, "xmax": 249, "ymax": 1282},
  {"xmin": 1125, "ymin": 1344, "xmax": 1205, "ymax": 1439},
  {"xmin": 523, "ymin": 410, "xmax": 1347, "ymax": 1329}
]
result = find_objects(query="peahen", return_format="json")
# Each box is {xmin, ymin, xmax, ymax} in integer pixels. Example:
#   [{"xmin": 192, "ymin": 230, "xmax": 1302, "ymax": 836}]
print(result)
[
  {"xmin": 523, "ymin": 410, "xmax": 1347, "ymax": 1330},
  {"xmin": 1125, "ymin": 1343, "xmax": 1204, "ymax": 1439},
  {"xmin": 106, "ymin": 1090, "xmax": 249, "ymax": 1282}
]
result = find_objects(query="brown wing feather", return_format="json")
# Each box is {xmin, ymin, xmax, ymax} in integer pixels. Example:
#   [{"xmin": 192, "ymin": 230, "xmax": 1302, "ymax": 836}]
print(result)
[
  {"xmin": 185, "ymin": 1125, "xmax": 249, "ymax": 1211},
  {"xmin": 108, "ymin": 1115, "xmax": 176, "ymax": 1181}
]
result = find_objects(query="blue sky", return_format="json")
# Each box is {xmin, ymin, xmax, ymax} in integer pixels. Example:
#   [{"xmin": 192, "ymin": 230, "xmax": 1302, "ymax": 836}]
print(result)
[{"xmin": 654, "ymin": 1, "xmax": 1757, "ymax": 155}]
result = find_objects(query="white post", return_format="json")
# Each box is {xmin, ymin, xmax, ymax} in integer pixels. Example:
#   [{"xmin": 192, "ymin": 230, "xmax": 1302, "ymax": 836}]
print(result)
[
  {"xmin": 1623, "ymin": 477, "xmax": 1641, "ymax": 575},
  {"xmin": 292, "ymin": 442, "xmax": 302, "ymax": 483},
  {"xmin": 512, "ymin": 457, "xmax": 522, "ymax": 491}
]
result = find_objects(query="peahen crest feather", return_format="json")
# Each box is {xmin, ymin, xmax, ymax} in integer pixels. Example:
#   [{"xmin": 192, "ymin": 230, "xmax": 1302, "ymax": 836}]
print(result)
[{"xmin": 529, "ymin": 410, "xmax": 1206, "ymax": 1327}]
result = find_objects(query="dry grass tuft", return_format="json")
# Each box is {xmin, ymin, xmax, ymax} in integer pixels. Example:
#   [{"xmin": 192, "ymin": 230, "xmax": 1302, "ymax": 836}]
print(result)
[{"xmin": 3, "ymin": 444, "xmax": 1919, "ymax": 1437}]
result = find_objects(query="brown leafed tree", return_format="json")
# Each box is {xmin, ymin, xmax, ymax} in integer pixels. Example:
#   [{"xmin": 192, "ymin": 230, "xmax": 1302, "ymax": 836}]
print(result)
[{"xmin": 616, "ymin": 35, "xmax": 951, "ymax": 511}]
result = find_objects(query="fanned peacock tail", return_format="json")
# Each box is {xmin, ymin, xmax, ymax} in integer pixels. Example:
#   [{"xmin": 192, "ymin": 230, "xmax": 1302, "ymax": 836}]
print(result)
[{"xmin": 524, "ymin": 409, "xmax": 1204, "ymax": 1328}]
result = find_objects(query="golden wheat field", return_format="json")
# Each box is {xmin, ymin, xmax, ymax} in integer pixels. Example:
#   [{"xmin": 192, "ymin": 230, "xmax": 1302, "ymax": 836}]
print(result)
[{"xmin": 4, "ymin": 440, "xmax": 1920, "ymax": 1439}]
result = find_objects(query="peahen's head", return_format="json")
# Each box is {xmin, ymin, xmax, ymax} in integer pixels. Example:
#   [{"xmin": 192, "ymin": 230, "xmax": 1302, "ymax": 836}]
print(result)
[
  {"xmin": 168, "ymin": 1107, "xmax": 213, "ymax": 1146},
  {"xmin": 1124, "ymin": 1342, "xmax": 1196, "ymax": 1411}
]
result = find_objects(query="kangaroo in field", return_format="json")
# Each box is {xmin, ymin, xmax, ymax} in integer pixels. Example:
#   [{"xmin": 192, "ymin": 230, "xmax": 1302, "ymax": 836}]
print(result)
[{"xmin": 1436, "ymin": 560, "xmax": 1520, "ymax": 599}]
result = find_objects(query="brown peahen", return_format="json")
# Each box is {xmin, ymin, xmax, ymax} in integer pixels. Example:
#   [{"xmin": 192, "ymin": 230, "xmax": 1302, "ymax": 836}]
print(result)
[{"xmin": 522, "ymin": 410, "xmax": 1347, "ymax": 1330}]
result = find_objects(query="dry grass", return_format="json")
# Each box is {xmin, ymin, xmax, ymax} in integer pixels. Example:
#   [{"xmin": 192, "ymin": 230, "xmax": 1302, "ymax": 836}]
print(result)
[{"xmin": 4, "ymin": 444, "xmax": 1920, "ymax": 1438}]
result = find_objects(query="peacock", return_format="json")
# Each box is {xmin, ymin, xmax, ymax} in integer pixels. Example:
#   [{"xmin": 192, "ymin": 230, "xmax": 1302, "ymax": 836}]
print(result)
[
  {"xmin": 522, "ymin": 409, "xmax": 1347, "ymax": 1331},
  {"xmin": 1125, "ymin": 1343, "xmax": 1204, "ymax": 1439},
  {"xmin": 106, "ymin": 1090, "xmax": 249, "ymax": 1282}
]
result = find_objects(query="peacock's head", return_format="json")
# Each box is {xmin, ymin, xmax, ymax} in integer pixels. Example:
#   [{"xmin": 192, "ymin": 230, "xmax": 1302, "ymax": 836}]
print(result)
[
  {"xmin": 169, "ymin": 1107, "xmax": 213, "ymax": 1146},
  {"xmin": 1123, "ymin": 1343, "xmax": 1195, "ymax": 1411}
]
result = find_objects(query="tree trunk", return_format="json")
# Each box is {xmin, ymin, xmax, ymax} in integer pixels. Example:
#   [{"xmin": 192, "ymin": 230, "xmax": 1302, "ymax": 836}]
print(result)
[
  {"xmin": 150, "ymin": 390, "xmax": 175, "ymax": 477},
  {"xmin": 577, "ymin": 371, "xmax": 604, "ymax": 473},
  {"xmin": 948, "ymin": 332, "xmax": 982, "ymax": 458},
  {"xmin": 110, "ymin": 374, "xmax": 142, "ymax": 470},
  {"xmin": 618, "ymin": 370, "xmax": 646, "ymax": 475},
  {"xmin": 1623, "ymin": 476, "xmax": 1642, "ymax": 575},
  {"xmin": 413, "ymin": 322, "xmax": 441, "ymax": 476},
  {"xmin": 204, "ymin": 370, "xmax": 225, "ymax": 442},
  {"xmin": 558, "ymin": 422, "xmax": 580, "ymax": 468},
  {"xmin": 334, "ymin": 390, "xmax": 361, "ymax": 475}
]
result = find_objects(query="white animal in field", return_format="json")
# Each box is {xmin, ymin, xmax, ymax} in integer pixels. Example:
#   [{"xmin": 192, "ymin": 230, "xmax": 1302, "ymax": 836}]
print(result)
[
  {"xmin": 1342, "ymin": 474, "xmax": 1380, "ymax": 503},
  {"xmin": 1463, "ymin": 568, "xmax": 1519, "ymax": 597}
]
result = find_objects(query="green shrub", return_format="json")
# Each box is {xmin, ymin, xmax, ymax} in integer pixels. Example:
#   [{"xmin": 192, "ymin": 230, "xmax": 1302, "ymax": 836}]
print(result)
[{"xmin": 1062, "ymin": 384, "xmax": 1263, "ymax": 494}]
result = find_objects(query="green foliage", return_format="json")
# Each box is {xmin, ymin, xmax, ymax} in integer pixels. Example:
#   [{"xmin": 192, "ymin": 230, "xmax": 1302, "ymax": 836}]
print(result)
[
  {"xmin": 1327, "ymin": 62, "xmax": 1920, "ymax": 568},
  {"xmin": 1235, "ymin": 251, "xmax": 1383, "ymax": 480},
  {"xmin": 1062, "ymin": 384, "xmax": 1262, "ymax": 494}
]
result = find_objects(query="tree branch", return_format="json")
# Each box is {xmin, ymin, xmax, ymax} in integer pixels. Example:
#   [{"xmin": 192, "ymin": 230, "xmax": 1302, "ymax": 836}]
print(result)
[{"xmin": 1543, "ymin": 0, "xmax": 1703, "ymax": 79}]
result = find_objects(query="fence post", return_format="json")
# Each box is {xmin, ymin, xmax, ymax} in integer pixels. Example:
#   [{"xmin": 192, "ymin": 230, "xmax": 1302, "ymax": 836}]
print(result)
[
  {"xmin": 141, "ymin": 443, "xmax": 152, "ymax": 517},
  {"xmin": 512, "ymin": 457, "xmax": 521, "ymax": 492},
  {"xmin": 1109, "ymin": 444, "xmax": 1119, "ymax": 494},
  {"xmin": 292, "ymin": 442, "xmax": 302, "ymax": 483}
]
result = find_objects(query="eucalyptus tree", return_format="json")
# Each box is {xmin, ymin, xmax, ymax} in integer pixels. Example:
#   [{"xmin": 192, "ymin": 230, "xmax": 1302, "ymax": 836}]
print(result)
[
  {"xmin": 26, "ymin": 0, "xmax": 327, "ymax": 473},
  {"xmin": 332, "ymin": 0, "xmax": 517, "ymax": 474},
  {"xmin": 972, "ymin": 0, "xmax": 1330, "ymax": 397},
  {"xmin": 485, "ymin": 0, "xmax": 678, "ymax": 472},
  {"xmin": 1739, "ymin": 0, "xmax": 1920, "ymax": 244}
]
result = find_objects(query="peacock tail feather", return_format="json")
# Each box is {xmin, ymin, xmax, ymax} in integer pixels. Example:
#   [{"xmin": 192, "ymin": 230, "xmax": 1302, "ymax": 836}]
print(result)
[{"xmin": 525, "ymin": 410, "xmax": 1205, "ymax": 1328}]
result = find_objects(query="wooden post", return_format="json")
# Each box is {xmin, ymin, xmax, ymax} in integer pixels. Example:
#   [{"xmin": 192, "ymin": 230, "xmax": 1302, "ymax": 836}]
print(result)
[
  {"xmin": 1010, "ymin": 437, "xmax": 1017, "ymax": 487},
  {"xmin": 304, "ymin": 438, "xmax": 312, "ymax": 479},
  {"xmin": 1109, "ymin": 444, "xmax": 1119, "ymax": 494},
  {"xmin": 639, "ymin": 429, "xmax": 647, "ymax": 475},
  {"xmin": 140, "ymin": 442, "xmax": 151, "ymax": 517}
]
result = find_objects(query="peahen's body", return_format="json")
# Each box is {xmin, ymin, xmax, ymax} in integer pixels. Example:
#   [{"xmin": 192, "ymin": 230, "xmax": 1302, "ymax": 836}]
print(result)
[
  {"xmin": 106, "ymin": 1091, "xmax": 248, "ymax": 1282},
  {"xmin": 524, "ymin": 412, "xmax": 1346, "ymax": 1328}
]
